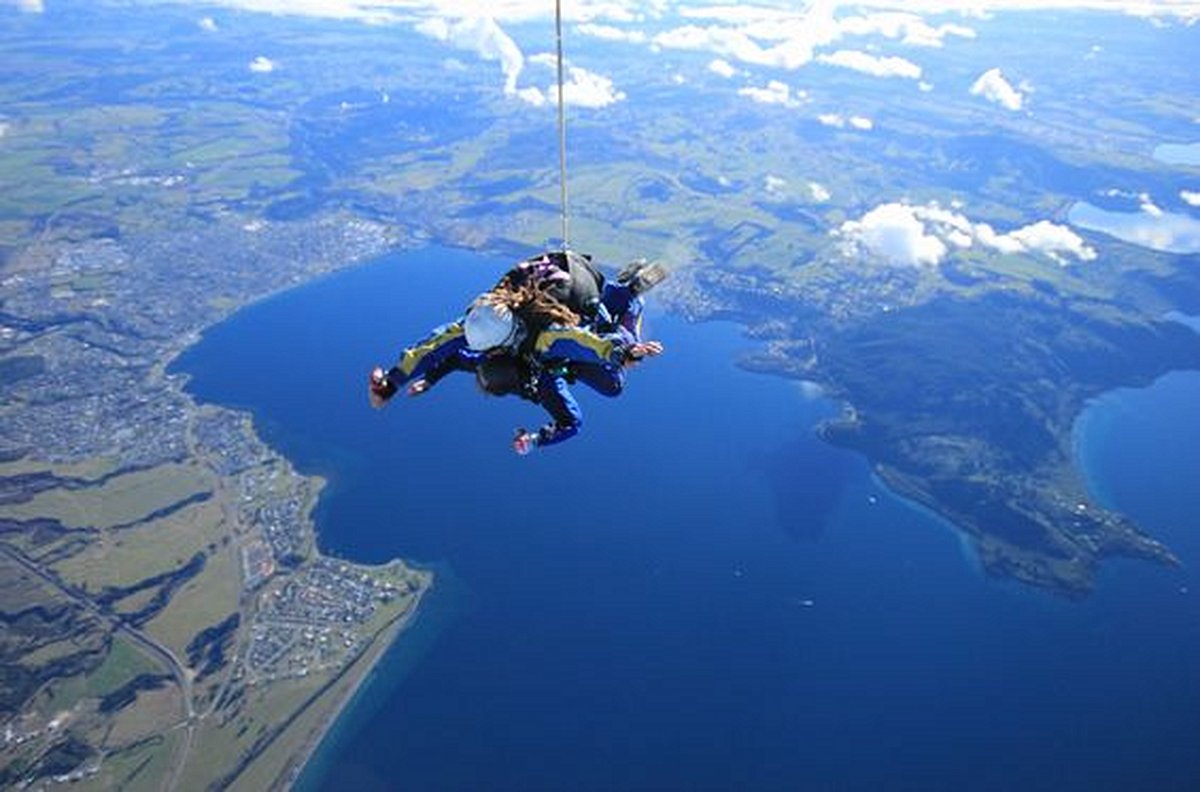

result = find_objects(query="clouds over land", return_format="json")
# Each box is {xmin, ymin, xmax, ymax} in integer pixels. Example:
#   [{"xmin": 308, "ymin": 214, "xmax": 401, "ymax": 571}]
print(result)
[
  {"xmin": 144, "ymin": 0, "xmax": 1200, "ymax": 114},
  {"xmin": 815, "ymin": 49, "xmax": 922, "ymax": 79},
  {"xmin": 576, "ymin": 22, "xmax": 646, "ymax": 44},
  {"xmin": 839, "ymin": 202, "xmax": 1096, "ymax": 267},
  {"xmin": 651, "ymin": 4, "xmax": 980, "ymax": 76},
  {"xmin": 414, "ymin": 13, "xmax": 625, "ymax": 107},
  {"xmin": 840, "ymin": 203, "xmax": 948, "ymax": 267},
  {"xmin": 416, "ymin": 15, "xmax": 525, "ymax": 94},
  {"xmin": 518, "ymin": 55, "xmax": 626, "ymax": 108},
  {"xmin": 708, "ymin": 59, "xmax": 738, "ymax": 78},
  {"xmin": 738, "ymin": 80, "xmax": 805, "ymax": 107},
  {"xmin": 653, "ymin": 22, "xmax": 828, "ymax": 70},
  {"xmin": 818, "ymin": 113, "xmax": 874, "ymax": 130},
  {"xmin": 838, "ymin": 11, "xmax": 976, "ymax": 46},
  {"xmin": 970, "ymin": 68, "xmax": 1025, "ymax": 111},
  {"xmin": 248, "ymin": 55, "xmax": 276, "ymax": 73}
]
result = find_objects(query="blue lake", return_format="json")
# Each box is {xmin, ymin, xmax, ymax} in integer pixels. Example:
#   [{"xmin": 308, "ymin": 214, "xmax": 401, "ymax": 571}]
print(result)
[
  {"xmin": 1068, "ymin": 201, "xmax": 1200, "ymax": 255},
  {"xmin": 176, "ymin": 248, "xmax": 1200, "ymax": 791}
]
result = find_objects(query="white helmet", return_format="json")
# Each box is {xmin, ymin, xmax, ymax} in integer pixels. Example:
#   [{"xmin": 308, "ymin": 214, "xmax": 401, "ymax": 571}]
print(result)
[{"xmin": 464, "ymin": 298, "xmax": 516, "ymax": 351}]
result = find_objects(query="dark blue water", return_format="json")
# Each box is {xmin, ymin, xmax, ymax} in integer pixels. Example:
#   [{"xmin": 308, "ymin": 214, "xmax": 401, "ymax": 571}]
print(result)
[{"xmin": 175, "ymin": 248, "xmax": 1200, "ymax": 791}]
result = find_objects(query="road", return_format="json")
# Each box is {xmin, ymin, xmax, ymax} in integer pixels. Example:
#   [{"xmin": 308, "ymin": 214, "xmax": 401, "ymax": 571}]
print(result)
[{"xmin": 0, "ymin": 541, "xmax": 199, "ymax": 785}]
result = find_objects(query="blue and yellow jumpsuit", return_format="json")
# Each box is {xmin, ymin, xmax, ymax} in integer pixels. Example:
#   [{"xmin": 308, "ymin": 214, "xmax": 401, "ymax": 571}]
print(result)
[{"xmin": 381, "ymin": 318, "xmax": 636, "ymax": 447}]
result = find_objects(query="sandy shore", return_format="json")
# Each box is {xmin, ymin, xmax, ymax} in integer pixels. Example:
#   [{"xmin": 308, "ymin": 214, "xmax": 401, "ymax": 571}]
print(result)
[{"xmin": 284, "ymin": 572, "xmax": 434, "ymax": 789}]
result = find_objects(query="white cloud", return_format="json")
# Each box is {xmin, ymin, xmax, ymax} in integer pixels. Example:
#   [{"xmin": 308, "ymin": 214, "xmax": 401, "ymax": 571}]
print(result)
[
  {"xmin": 970, "ymin": 67, "xmax": 1024, "ymax": 111},
  {"xmin": 764, "ymin": 174, "xmax": 787, "ymax": 196},
  {"xmin": 839, "ymin": 11, "xmax": 976, "ymax": 47},
  {"xmin": 762, "ymin": 176, "xmax": 834, "ymax": 205},
  {"xmin": 738, "ymin": 80, "xmax": 803, "ymax": 107},
  {"xmin": 817, "ymin": 113, "xmax": 872, "ymax": 129},
  {"xmin": 416, "ymin": 15, "xmax": 525, "ymax": 95},
  {"xmin": 576, "ymin": 23, "xmax": 646, "ymax": 44},
  {"xmin": 932, "ymin": 22, "xmax": 977, "ymax": 41},
  {"xmin": 922, "ymin": 203, "xmax": 1096, "ymax": 261},
  {"xmin": 819, "ymin": 2, "xmax": 1200, "ymax": 23},
  {"xmin": 414, "ymin": 14, "xmax": 625, "ymax": 106},
  {"xmin": 199, "ymin": 16, "xmax": 219, "ymax": 32},
  {"xmin": 816, "ymin": 49, "xmax": 922, "ymax": 79},
  {"xmin": 557, "ymin": 68, "xmax": 626, "ymax": 108},
  {"xmin": 517, "ymin": 61, "xmax": 626, "ymax": 108},
  {"xmin": 249, "ymin": 56, "xmax": 276, "ymax": 73},
  {"xmin": 137, "ymin": 1, "xmax": 1200, "ymax": 28},
  {"xmin": 708, "ymin": 58, "xmax": 737, "ymax": 78},
  {"xmin": 0, "ymin": 121, "xmax": 9, "ymax": 139},
  {"xmin": 189, "ymin": 0, "xmax": 402, "ymax": 24},
  {"xmin": 9, "ymin": 0, "xmax": 43, "ymax": 11},
  {"xmin": 1001, "ymin": 220, "xmax": 1097, "ymax": 261},
  {"xmin": 1182, "ymin": 190, "xmax": 1200, "ymax": 207},
  {"xmin": 647, "ymin": 5, "xmax": 975, "ymax": 77},
  {"xmin": 93, "ymin": 0, "xmax": 1200, "ymax": 114},
  {"xmin": 677, "ymin": 5, "xmax": 799, "ymax": 23},
  {"xmin": 839, "ymin": 201, "xmax": 1097, "ymax": 267},
  {"xmin": 515, "ymin": 87, "xmax": 548, "ymax": 106},
  {"xmin": 841, "ymin": 203, "xmax": 948, "ymax": 267},
  {"xmin": 653, "ymin": 15, "xmax": 837, "ymax": 71}
]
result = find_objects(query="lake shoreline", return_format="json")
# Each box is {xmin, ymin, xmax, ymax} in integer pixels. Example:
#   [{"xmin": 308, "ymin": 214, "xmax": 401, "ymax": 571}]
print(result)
[{"xmin": 288, "ymin": 571, "xmax": 434, "ymax": 788}]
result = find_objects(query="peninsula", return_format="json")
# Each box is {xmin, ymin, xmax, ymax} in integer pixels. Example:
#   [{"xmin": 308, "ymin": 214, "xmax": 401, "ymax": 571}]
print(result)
[{"xmin": 4, "ymin": 4, "xmax": 1200, "ymax": 788}]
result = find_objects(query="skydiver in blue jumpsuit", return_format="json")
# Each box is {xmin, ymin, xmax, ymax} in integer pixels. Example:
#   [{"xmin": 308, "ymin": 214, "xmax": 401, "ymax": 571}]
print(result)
[{"xmin": 368, "ymin": 252, "xmax": 665, "ymax": 453}]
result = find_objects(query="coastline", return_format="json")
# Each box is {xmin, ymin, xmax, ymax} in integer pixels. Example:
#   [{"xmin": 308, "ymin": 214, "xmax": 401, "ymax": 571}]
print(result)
[
  {"xmin": 1070, "ymin": 388, "xmax": 1118, "ymax": 513},
  {"xmin": 160, "ymin": 242, "xmax": 1200, "ymax": 791},
  {"xmin": 283, "ymin": 568, "xmax": 434, "ymax": 790},
  {"xmin": 159, "ymin": 242, "xmax": 446, "ymax": 790}
]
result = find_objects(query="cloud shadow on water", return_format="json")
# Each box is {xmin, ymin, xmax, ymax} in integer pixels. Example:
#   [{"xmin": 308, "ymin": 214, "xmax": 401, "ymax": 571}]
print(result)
[{"xmin": 751, "ymin": 435, "xmax": 857, "ymax": 541}]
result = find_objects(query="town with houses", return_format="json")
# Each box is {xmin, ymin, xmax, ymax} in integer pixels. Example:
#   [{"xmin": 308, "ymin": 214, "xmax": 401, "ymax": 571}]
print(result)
[{"xmin": 1, "ymin": 214, "xmax": 432, "ymax": 789}]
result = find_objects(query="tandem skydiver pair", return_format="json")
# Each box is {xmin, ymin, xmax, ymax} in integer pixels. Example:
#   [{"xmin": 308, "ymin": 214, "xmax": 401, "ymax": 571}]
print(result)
[{"xmin": 368, "ymin": 250, "xmax": 667, "ymax": 455}]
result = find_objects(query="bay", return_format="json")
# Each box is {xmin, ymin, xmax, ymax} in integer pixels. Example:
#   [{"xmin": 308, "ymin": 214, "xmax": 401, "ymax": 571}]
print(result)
[{"xmin": 176, "ymin": 247, "xmax": 1200, "ymax": 791}]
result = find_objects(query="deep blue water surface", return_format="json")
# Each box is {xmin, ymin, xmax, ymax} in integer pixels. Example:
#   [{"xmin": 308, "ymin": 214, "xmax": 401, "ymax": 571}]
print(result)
[{"xmin": 175, "ymin": 248, "xmax": 1200, "ymax": 791}]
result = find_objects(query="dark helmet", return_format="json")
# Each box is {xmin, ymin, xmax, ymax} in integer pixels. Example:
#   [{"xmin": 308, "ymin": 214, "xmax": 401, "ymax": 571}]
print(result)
[{"xmin": 476, "ymin": 354, "xmax": 531, "ymax": 397}]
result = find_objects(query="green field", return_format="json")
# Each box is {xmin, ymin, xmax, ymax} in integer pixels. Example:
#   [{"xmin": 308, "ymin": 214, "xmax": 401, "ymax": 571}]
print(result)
[
  {"xmin": 39, "ymin": 635, "xmax": 170, "ymax": 717},
  {"xmin": 5, "ymin": 463, "xmax": 213, "ymax": 531},
  {"xmin": 53, "ymin": 496, "xmax": 227, "ymax": 591},
  {"xmin": 79, "ymin": 731, "xmax": 181, "ymax": 792},
  {"xmin": 144, "ymin": 540, "xmax": 242, "ymax": 660}
]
